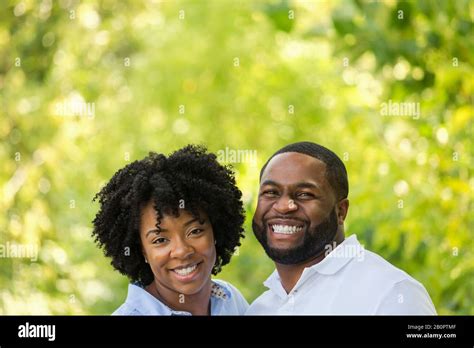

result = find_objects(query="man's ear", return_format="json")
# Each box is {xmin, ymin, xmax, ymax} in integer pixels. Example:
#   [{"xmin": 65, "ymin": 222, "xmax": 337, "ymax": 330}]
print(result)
[{"xmin": 336, "ymin": 198, "xmax": 349, "ymax": 225}]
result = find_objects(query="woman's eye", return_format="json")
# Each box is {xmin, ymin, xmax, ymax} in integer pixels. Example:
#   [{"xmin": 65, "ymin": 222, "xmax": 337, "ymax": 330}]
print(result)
[
  {"xmin": 153, "ymin": 237, "xmax": 167, "ymax": 244},
  {"xmin": 190, "ymin": 228, "xmax": 204, "ymax": 235}
]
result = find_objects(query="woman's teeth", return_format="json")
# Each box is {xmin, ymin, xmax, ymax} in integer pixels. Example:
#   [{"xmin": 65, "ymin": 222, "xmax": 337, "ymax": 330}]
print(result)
[
  {"xmin": 174, "ymin": 264, "xmax": 198, "ymax": 276},
  {"xmin": 272, "ymin": 224, "xmax": 303, "ymax": 235}
]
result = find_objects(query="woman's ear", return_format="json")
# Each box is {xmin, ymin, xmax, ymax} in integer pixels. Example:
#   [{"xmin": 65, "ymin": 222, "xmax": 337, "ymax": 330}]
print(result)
[{"xmin": 142, "ymin": 247, "xmax": 148, "ymax": 263}]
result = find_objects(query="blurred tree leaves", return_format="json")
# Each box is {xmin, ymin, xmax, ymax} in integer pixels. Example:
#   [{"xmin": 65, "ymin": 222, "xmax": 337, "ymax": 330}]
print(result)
[
  {"xmin": 0, "ymin": 0, "xmax": 472, "ymax": 314},
  {"xmin": 262, "ymin": 0, "xmax": 295, "ymax": 33}
]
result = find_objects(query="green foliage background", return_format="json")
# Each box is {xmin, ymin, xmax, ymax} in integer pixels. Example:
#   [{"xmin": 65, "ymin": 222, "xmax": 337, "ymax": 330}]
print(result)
[{"xmin": 0, "ymin": 0, "xmax": 472, "ymax": 314}]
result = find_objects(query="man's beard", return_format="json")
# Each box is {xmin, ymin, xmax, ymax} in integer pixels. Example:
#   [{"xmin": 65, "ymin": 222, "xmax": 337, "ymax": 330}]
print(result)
[{"xmin": 252, "ymin": 208, "xmax": 339, "ymax": 265}]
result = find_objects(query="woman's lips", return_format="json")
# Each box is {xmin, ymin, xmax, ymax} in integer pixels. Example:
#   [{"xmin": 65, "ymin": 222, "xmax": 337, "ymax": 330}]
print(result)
[{"xmin": 170, "ymin": 261, "xmax": 203, "ymax": 282}]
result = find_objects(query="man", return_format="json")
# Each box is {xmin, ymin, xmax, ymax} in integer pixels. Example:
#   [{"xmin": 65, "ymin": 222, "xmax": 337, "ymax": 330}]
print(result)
[{"xmin": 246, "ymin": 141, "xmax": 436, "ymax": 315}]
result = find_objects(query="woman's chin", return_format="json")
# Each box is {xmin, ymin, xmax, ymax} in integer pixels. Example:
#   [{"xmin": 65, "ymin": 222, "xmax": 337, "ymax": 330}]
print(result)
[{"xmin": 167, "ymin": 263, "xmax": 211, "ymax": 295}]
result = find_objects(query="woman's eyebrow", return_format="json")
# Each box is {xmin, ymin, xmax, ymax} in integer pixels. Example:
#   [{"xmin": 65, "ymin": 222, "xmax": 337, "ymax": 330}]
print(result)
[
  {"xmin": 145, "ymin": 218, "xmax": 202, "ymax": 237},
  {"xmin": 145, "ymin": 228, "xmax": 164, "ymax": 237},
  {"xmin": 183, "ymin": 217, "xmax": 202, "ymax": 227}
]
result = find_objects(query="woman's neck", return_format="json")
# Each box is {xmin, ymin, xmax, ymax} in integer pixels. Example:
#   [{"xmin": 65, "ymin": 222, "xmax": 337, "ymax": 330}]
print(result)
[{"xmin": 146, "ymin": 279, "xmax": 212, "ymax": 315}]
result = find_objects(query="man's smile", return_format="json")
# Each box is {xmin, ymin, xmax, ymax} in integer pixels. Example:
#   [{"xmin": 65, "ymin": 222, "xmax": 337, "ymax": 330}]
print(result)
[
  {"xmin": 271, "ymin": 224, "xmax": 303, "ymax": 235},
  {"xmin": 266, "ymin": 218, "xmax": 306, "ymax": 239},
  {"xmin": 269, "ymin": 219, "xmax": 304, "ymax": 234}
]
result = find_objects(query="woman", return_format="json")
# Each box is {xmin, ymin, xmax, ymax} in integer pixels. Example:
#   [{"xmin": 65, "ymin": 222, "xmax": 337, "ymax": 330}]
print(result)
[{"xmin": 92, "ymin": 145, "xmax": 248, "ymax": 315}]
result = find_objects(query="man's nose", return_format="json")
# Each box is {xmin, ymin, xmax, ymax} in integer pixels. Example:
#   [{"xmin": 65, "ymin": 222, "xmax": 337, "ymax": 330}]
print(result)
[{"xmin": 273, "ymin": 196, "xmax": 298, "ymax": 214}]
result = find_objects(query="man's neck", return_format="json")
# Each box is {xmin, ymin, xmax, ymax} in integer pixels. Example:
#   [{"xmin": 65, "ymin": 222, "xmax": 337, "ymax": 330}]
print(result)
[{"xmin": 275, "ymin": 231, "xmax": 345, "ymax": 294}]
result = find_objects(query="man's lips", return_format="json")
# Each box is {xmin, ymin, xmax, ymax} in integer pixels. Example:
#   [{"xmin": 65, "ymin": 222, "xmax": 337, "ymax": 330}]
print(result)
[{"xmin": 266, "ymin": 218, "xmax": 305, "ymax": 235}]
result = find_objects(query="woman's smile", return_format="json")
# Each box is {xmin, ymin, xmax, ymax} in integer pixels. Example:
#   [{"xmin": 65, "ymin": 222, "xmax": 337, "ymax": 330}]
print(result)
[{"xmin": 169, "ymin": 261, "xmax": 204, "ymax": 282}]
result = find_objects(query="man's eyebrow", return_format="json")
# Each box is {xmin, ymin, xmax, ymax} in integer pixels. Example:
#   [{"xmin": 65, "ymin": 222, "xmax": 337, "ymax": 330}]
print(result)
[
  {"xmin": 261, "ymin": 180, "xmax": 280, "ymax": 187},
  {"xmin": 261, "ymin": 180, "xmax": 321, "ymax": 191},
  {"xmin": 295, "ymin": 182, "xmax": 322, "ymax": 191}
]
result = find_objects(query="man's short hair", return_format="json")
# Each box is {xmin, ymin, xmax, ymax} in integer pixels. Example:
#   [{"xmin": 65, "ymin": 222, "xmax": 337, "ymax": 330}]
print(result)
[{"xmin": 260, "ymin": 141, "xmax": 349, "ymax": 200}]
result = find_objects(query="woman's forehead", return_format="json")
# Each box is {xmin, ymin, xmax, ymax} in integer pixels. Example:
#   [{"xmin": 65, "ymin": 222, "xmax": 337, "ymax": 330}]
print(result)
[{"xmin": 140, "ymin": 203, "xmax": 207, "ymax": 223}]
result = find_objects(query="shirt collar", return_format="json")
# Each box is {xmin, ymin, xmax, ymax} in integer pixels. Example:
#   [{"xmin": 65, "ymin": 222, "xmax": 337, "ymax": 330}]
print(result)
[
  {"xmin": 264, "ymin": 234, "xmax": 362, "ymax": 296},
  {"xmin": 125, "ymin": 280, "xmax": 230, "ymax": 315},
  {"xmin": 310, "ymin": 234, "xmax": 362, "ymax": 275}
]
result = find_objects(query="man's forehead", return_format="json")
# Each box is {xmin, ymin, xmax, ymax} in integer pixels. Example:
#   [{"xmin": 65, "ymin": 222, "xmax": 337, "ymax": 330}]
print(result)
[{"xmin": 261, "ymin": 152, "xmax": 327, "ymax": 183}]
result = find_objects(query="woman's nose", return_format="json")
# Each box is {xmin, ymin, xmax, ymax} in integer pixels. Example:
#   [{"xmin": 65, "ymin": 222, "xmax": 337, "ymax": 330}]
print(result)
[{"xmin": 170, "ymin": 238, "xmax": 195, "ymax": 259}]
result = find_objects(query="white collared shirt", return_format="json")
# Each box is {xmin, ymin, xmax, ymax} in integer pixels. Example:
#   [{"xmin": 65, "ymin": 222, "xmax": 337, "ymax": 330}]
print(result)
[
  {"xmin": 113, "ymin": 279, "xmax": 248, "ymax": 315},
  {"xmin": 246, "ymin": 234, "xmax": 437, "ymax": 315}
]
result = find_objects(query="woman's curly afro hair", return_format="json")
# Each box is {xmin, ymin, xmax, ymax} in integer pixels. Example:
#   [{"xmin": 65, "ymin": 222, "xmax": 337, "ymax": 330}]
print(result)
[{"xmin": 92, "ymin": 144, "xmax": 245, "ymax": 286}]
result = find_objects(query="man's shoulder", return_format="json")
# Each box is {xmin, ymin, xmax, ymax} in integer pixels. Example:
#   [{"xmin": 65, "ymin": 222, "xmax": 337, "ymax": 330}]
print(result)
[
  {"xmin": 350, "ymin": 247, "xmax": 417, "ymax": 284},
  {"xmin": 245, "ymin": 289, "xmax": 276, "ymax": 315}
]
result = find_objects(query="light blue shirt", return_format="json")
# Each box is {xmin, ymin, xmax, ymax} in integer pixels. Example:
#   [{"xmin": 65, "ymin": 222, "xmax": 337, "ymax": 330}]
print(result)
[{"xmin": 113, "ymin": 279, "xmax": 248, "ymax": 315}]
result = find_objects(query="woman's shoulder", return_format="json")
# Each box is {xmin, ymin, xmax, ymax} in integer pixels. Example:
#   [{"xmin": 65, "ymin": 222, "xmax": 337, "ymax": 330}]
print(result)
[
  {"xmin": 112, "ymin": 302, "xmax": 142, "ymax": 315},
  {"xmin": 111, "ymin": 283, "xmax": 174, "ymax": 315},
  {"xmin": 212, "ymin": 279, "xmax": 238, "ymax": 297},
  {"xmin": 212, "ymin": 279, "xmax": 249, "ymax": 314}
]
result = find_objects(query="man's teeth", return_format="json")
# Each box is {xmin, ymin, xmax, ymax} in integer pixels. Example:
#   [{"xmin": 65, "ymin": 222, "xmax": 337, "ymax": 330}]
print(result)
[
  {"xmin": 174, "ymin": 264, "xmax": 197, "ymax": 276},
  {"xmin": 272, "ymin": 224, "xmax": 303, "ymax": 234}
]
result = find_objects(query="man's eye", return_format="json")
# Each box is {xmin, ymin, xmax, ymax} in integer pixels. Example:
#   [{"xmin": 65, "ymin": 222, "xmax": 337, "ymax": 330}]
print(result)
[
  {"xmin": 297, "ymin": 192, "xmax": 315, "ymax": 198},
  {"xmin": 262, "ymin": 190, "xmax": 278, "ymax": 196}
]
